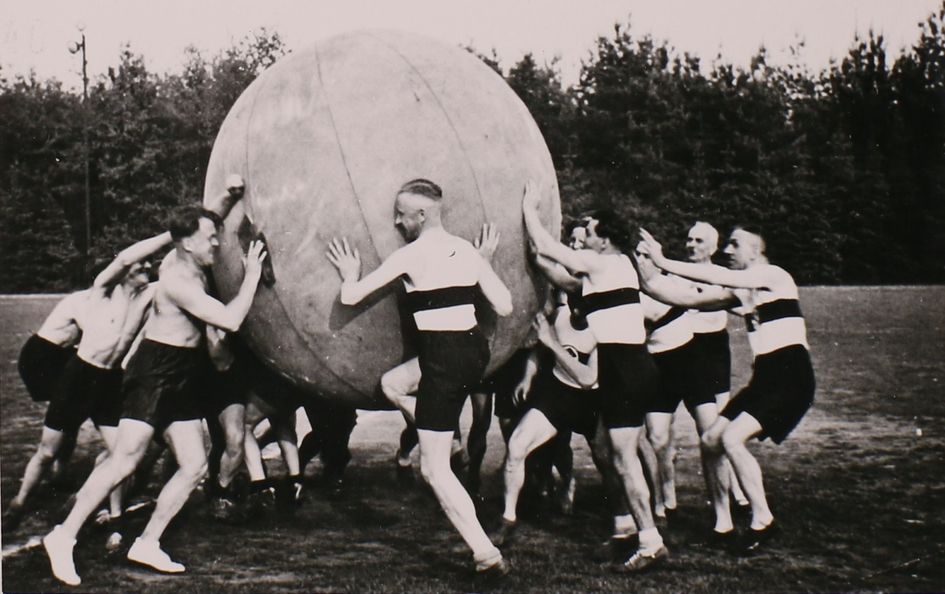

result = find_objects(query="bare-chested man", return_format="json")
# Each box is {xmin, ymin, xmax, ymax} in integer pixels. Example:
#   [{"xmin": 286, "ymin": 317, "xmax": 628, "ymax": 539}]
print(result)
[
  {"xmin": 43, "ymin": 177, "xmax": 266, "ymax": 586},
  {"xmin": 328, "ymin": 178, "xmax": 513, "ymax": 578},
  {"xmin": 7, "ymin": 232, "xmax": 168, "ymax": 530}
]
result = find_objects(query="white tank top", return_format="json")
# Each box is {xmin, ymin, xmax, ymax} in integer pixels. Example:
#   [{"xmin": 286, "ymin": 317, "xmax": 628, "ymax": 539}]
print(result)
[
  {"xmin": 402, "ymin": 237, "xmax": 481, "ymax": 332},
  {"xmin": 687, "ymin": 276, "xmax": 728, "ymax": 334},
  {"xmin": 642, "ymin": 294, "xmax": 694, "ymax": 354},
  {"xmin": 581, "ymin": 254, "xmax": 645, "ymax": 345},
  {"xmin": 732, "ymin": 265, "xmax": 809, "ymax": 356}
]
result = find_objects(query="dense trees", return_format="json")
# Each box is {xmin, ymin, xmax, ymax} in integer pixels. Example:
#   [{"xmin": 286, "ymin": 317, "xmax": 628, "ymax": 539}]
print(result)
[{"xmin": 2, "ymin": 9, "xmax": 944, "ymax": 291}]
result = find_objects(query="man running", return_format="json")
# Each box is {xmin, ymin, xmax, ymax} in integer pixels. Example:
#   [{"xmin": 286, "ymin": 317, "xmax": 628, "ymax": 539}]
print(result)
[
  {"xmin": 328, "ymin": 178, "xmax": 512, "ymax": 578},
  {"xmin": 43, "ymin": 177, "xmax": 266, "ymax": 586},
  {"xmin": 638, "ymin": 226, "xmax": 816, "ymax": 553}
]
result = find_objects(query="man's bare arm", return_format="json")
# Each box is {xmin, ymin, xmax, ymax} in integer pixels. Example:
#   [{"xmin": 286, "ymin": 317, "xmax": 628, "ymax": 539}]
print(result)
[
  {"xmin": 204, "ymin": 174, "xmax": 246, "ymax": 220},
  {"xmin": 522, "ymin": 180, "xmax": 593, "ymax": 274},
  {"xmin": 94, "ymin": 232, "xmax": 173, "ymax": 289},
  {"xmin": 168, "ymin": 240, "xmax": 266, "ymax": 332},
  {"xmin": 327, "ymin": 237, "xmax": 410, "ymax": 306}
]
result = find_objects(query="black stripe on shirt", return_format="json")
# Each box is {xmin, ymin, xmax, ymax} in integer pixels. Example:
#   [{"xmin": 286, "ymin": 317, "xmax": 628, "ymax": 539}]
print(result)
[
  {"xmin": 581, "ymin": 288, "xmax": 640, "ymax": 314},
  {"xmin": 744, "ymin": 298, "xmax": 803, "ymax": 331},
  {"xmin": 403, "ymin": 285, "xmax": 477, "ymax": 314}
]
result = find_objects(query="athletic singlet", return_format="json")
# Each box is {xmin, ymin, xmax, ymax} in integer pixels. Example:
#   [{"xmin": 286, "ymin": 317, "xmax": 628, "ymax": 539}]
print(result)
[
  {"xmin": 36, "ymin": 291, "xmax": 87, "ymax": 347},
  {"xmin": 551, "ymin": 299, "xmax": 599, "ymax": 389},
  {"xmin": 402, "ymin": 238, "xmax": 481, "ymax": 332},
  {"xmin": 581, "ymin": 253, "xmax": 646, "ymax": 345},
  {"xmin": 686, "ymin": 279, "xmax": 728, "ymax": 334},
  {"xmin": 732, "ymin": 265, "xmax": 808, "ymax": 356},
  {"xmin": 641, "ymin": 293, "xmax": 694, "ymax": 354}
]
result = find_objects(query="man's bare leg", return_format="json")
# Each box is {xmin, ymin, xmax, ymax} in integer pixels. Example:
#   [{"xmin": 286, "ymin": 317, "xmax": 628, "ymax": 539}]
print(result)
[
  {"xmin": 44, "ymin": 419, "xmax": 153, "ymax": 586},
  {"xmin": 465, "ymin": 391, "xmax": 493, "ymax": 494},
  {"xmin": 216, "ymin": 403, "xmax": 246, "ymax": 491},
  {"xmin": 644, "ymin": 412, "xmax": 676, "ymax": 517},
  {"xmin": 11, "ymin": 426, "xmax": 66, "ymax": 510},
  {"xmin": 608, "ymin": 426, "xmax": 667, "ymax": 564},
  {"xmin": 692, "ymin": 403, "xmax": 733, "ymax": 534},
  {"xmin": 496, "ymin": 409, "xmax": 557, "ymax": 544},
  {"xmin": 716, "ymin": 391, "xmax": 749, "ymax": 505},
  {"xmin": 417, "ymin": 429, "xmax": 502, "ymax": 570},
  {"xmin": 127, "ymin": 419, "xmax": 207, "ymax": 573},
  {"xmin": 718, "ymin": 414, "xmax": 772, "ymax": 530}
]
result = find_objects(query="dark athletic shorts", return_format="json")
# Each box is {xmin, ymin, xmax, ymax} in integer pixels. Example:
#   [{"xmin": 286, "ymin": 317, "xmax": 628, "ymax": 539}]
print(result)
[
  {"xmin": 485, "ymin": 348, "xmax": 539, "ymax": 420},
  {"xmin": 18, "ymin": 334, "xmax": 74, "ymax": 403},
  {"xmin": 415, "ymin": 328, "xmax": 489, "ymax": 432},
  {"xmin": 692, "ymin": 329, "xmax": 731, "ymax": 395},
  {"xmin": 596, "ymin": 343, "xmax": 659, "ymax": 429},
  {"xmin": 529, "ymin": 367, "xmax": 601, "ymax": 437},
  {"xmin": 721, "ymin": 344, "xmax": 815, "ymax": 444},
  {"xmin": 199, "ymin": 361, "xmax": 251, "ymax": 418},
  {"xmin": 121, "ymin": 339, "xmax": 206, "ymax": 429},
  {"xmin": 45, "ymin": 355, "xmax": 123, "ymax": 432},
  {"xmin": 649, "ymin": 340, "xmax": 717, "ymax": 415}
]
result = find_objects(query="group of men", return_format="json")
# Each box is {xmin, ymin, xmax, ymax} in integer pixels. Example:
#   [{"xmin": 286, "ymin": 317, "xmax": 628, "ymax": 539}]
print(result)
[{"xmin": 5, "ymin": 172, "xmax": 815, "ymax": 585}]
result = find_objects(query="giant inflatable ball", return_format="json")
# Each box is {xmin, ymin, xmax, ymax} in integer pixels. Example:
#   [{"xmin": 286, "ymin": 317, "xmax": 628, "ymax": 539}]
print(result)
[{"xmin": 204, "ymin": 30, "xmax": 561, "ymax": 408}]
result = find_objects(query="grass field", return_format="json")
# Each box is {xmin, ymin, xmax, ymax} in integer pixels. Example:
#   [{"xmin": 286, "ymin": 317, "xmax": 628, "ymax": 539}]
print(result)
[{"xmin": 1, "ymin": 287, "xmax": 944, "ymax": 593}]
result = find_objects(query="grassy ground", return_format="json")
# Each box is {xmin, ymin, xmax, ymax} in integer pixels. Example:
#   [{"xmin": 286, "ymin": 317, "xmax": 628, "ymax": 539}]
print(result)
[{"xmin": 1, "ymin": 286, "xmax": 944, "ymax": 593}]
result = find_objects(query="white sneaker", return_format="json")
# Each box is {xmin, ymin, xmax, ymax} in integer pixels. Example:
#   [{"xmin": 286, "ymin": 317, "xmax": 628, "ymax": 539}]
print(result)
[
  {"xmin": 127, "ymin": 538, "xmax": 185, "ymax": 573},
  {"xmin": 43, "ymin": 525, "xmax": 81, "ymax": 586}
]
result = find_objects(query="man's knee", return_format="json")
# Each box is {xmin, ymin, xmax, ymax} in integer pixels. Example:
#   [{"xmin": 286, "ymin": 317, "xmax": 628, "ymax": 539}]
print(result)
[
  {"xmin": 720, "ymin": 427, "xmax": 748, "ymax": 456},
  {"xmin": 647, "ymin": 427, "xmax": 672, "ymax": 452}
]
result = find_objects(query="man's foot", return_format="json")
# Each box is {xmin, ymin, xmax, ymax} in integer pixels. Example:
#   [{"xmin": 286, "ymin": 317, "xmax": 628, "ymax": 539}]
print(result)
[
  {"xmin": 2, "ymin": 501, "xmax": 25, "ymax": 531},
  {"xmin": 556, "ymin": 477, "xmax": 576, "ymax": 516},
  {"xmin": 245, "ymin": 482, "xmax": 277, "ymax": 515},
  {"xmin": 490, "ymin": 518, "xmax": 517, "ymax": 547},
  {"xmin": 598, "ymin": 532, "xmax": 639, "ymax": 562},
  {"xmin": 475, "ymin": 556, "xmax": 511, "ymax": 581},
  {"xmin": 43, "ymin": 525, "xmax": 81, "ymax": 586},
  {"xmin": 614, "ymin": 545, "xmax": 669, "ymax": 573},
  {"xmin": 127, "ymin": 538, "xmax": 185, "ymax": 573},
  {"xmin": 105, "ymin": 531, "xmax": 124, "ymax": 555},
  {"xmin": 395, "ymin": 455, "xmax": 414, "ymax": 485},
  {"xmin": 702, "ymin": 529, "xmax": 737, "ymax": 551},
  {"xmin": 326, "ymin": 476, "xmax": 344, "ymax": 501},
  {"xmin": 738, "ymin": 520, "xmax": 780, "ymax": 555}
]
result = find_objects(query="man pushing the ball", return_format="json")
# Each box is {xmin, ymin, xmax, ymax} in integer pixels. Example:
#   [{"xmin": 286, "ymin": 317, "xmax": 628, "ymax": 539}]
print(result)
[{"xmin": 328, "ymin": 178, "xmax": 513, "ymax": 578}]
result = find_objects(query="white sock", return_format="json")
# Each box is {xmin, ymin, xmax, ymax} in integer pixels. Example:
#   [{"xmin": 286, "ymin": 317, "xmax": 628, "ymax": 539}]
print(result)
[{"xmin": 638, "ymin": 527, "xmax": 664, "ymax": 552}]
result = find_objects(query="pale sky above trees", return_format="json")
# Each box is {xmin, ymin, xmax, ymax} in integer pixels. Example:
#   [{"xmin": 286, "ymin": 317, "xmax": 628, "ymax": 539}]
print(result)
[{"xmin": 2, "ymin": 0, "xmax": 941, "ymax": 88}]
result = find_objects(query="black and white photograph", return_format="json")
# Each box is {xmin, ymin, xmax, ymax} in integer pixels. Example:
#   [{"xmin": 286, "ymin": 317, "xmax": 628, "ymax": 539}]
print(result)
[{"xmin": 1, "ymin": 1, "xmax": 943, "ymax": 591}]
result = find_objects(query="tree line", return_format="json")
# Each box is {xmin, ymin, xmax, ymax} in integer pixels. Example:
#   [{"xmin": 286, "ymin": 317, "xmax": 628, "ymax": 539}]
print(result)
[{"xmin": 1, "ymin": 6, "xmax": 943, "ymax": 292}]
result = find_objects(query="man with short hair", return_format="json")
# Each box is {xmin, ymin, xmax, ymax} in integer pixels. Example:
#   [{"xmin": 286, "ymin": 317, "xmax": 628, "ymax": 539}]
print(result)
[
  {"xmin": 685, "ymin": 221, "xmax": 749, "ymax": 508},
  {"xmin": 43, "ymin": 176, "xmax": 266, "ymax": 586},
  {"xmin": 522, "ymin": 180, "xmax": 668, "ymax": 572},
  {"xmin": 638, "ymin": 226, "xmax": 816, "ymax": 553},
  {"xmin": 328, "ymin": 178, "xmax": 513, "ymax": 578},
  {"xmin": 6, "ymin": 235, "xmax": 165, "ymax": 530}
]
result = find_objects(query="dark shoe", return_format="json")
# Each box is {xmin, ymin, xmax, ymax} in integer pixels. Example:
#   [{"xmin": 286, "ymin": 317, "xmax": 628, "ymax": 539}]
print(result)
[
  {"xmin": 614, "ymin": 545, "xmax": 669, "ymax": 573},
  {"xmin": 703, "ymin": 529, "xmax": 738, "ymax": 551},
  {"xmin": 598, "ymin": 533, "xmax": 639, "ymax": 562},
  {"xmin": 395, "ymin": 460, "xmax": 414, "ymax": 485},
  {"xmin": 2, "ymin": 502, "xmax": 25, "ymax": 531},
  {"xmin": 245, "ymin": 484, "xmax": 277, "ymax": 516},
  {"xmin": 490, "ymin": 518, "xmax": 517, "ymax": 547},
  {"xmin": 738, "ymin": 520, "xmax": 780, "ymax": 555}
]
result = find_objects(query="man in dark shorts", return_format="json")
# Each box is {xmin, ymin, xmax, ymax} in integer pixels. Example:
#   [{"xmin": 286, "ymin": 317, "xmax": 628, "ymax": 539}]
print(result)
[
  {"xmin": 7, "ymin": 230, "xmax": 169, "ymax": 531},
  {"xmin": 43, "ymin": 175, "xmax": 266, "ymax": 586},
  {"xmin": 328, "ymin": 178, "xmax": 513, "ymax": 577},
  {"xmin": 639, "ymin": 226, "xmax": 816, "ymax": 553},
  {"xmin": 523, "ymin": 180, "xmax": 668, "ymax": 572},
  {"xmin": 684, "ymin": 221, "xmax": 748, "ymax": 507}
]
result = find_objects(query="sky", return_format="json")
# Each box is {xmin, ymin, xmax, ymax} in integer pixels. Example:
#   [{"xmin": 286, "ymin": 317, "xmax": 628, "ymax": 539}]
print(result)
[{"xmin": 1, "ymin": 0, "xmax": 941, "ymax": 89}]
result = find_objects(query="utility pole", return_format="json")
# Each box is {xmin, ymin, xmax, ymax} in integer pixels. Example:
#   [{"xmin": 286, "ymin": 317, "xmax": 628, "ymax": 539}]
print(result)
[{"xmin": 69, "ymin": 26, "xmax": 91, "ymax": 278}]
